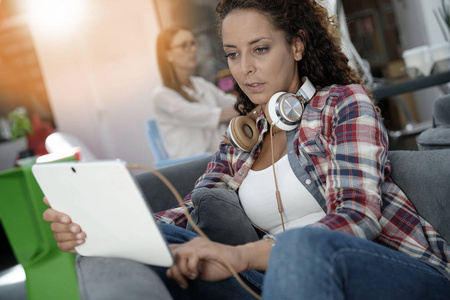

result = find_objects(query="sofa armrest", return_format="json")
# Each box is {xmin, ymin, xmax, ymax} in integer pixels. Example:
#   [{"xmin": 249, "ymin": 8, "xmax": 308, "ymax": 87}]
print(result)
[
  {"xmin": 134, "ymin": 156, "xmax": 212, "ymax": 213},
  {"xmin": 389, "ymin": 150, "xmax": 450, "ymax": 244}
]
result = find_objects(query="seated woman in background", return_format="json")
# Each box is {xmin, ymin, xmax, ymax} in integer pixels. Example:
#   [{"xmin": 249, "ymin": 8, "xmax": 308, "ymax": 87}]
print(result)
[{"xmin": 152, "ymin": 26, "xmax": 238, "ymax": 159}]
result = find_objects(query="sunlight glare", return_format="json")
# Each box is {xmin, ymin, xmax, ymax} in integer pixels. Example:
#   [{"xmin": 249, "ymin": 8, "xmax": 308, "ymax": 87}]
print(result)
[
  {"xmin": 0, "ymin": 265, "xmax": 26, "ymax": 286},
  {"xmin": 26, "ymin": 0, "xmax": 87, "ymax": 35}
]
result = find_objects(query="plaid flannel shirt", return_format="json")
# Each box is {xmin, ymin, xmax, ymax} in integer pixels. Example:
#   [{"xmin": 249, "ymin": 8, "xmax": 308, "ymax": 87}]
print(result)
[{"xmin": 155, "ymin": 84, "xmax": 450, "ymax": 279}]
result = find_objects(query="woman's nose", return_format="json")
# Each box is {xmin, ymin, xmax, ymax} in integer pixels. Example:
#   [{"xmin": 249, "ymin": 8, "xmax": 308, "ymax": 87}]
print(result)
[{"xmin": 241, "ymin": 54, "xmax": 255, "ymax": 75}]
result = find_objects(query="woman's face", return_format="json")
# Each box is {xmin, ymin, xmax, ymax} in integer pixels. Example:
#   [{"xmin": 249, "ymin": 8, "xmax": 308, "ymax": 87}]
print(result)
[
  {"xmin": 222, "ymin": 9, "xmax": 303, "ymax": 107},
  {"xmin": 167, "ymin": 29, "xmax": 198, "ymax": 71}
]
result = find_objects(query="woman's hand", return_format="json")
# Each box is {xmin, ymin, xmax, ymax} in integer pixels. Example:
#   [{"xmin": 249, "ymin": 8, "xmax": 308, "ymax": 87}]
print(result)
[
  {"xmin": 42, "ymin": 197, "xmax": 86, "ymax": 253},
  {"xmin": 166, "ymin": 237, "xmax": 250, "ymax": 289}
]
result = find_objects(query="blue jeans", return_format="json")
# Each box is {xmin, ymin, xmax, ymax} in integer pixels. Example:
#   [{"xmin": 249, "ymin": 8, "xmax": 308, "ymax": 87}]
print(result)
[
  {"xmin": 152, "ymin": 223, "xmax": 264, "ymax": 300},
  {"xmin": 262, "ymin": 227, "xmax": 450, "ymax": 300}
]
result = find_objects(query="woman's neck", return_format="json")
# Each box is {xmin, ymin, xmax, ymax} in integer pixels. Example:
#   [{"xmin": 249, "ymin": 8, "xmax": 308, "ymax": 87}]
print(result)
[
  {"xmin": 174, "ymin": 68, "xmax": 193, "ymax": 89},
  {"xmin": 289, "ymin": 77, "xmax": 302, "ymax": 94}
]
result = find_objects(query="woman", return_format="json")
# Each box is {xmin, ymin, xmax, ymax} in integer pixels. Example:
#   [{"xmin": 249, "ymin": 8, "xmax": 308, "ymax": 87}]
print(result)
[
  {"xmin": 44, "ymin": 0, "xmax": 450, "ymax": 299},
  {"xmin": 152, "ymin": 26, "xmax": 238, "ymax": 159}
]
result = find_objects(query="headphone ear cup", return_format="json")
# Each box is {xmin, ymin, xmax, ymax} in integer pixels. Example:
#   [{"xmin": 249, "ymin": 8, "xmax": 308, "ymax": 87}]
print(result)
[
  {"xmin": 227, "ymin": 116, "xmax": 259, "ymax": 152},
  {"xmin": 266, "ymin": 92, "xmax": 303, "ymax": 131},
  {"xmin": 263, "ymin": 103, "xmax": 274, "ymax": 127}
]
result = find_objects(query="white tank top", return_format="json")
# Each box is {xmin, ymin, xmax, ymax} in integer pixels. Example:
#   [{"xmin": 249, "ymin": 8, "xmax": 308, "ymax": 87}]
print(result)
[{"xmin": 239, "ymin": 155, "xmax": 325, "ymax": 234}]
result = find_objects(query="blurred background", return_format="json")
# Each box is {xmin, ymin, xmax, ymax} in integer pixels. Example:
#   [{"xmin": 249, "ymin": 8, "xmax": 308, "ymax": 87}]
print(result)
[{"xmin": 0, "ymin": 0, "xmax": 449, "ymax": 169}]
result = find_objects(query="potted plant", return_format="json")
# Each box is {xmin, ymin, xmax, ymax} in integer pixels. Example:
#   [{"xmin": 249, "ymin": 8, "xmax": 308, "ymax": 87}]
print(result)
[
  {"xmin": 435, "ymin": 0, "xmax": 450, "ymax": 41},
  {"xmin": 8, "ymin": 107, "xmax": 35, "ymax": 158},
  {"xmin": 8, "ymin": 107, "xmax": 33, "ymax": 141},
  {"xmin": 0, "ymin": 107, "xmax": 34, "ymax": 170}
]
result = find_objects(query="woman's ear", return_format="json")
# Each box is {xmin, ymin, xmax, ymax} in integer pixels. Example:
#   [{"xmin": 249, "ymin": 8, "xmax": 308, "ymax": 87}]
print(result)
[{"xmin": 292, "ymin": 31, "xmax": 305, "ymax": 61}]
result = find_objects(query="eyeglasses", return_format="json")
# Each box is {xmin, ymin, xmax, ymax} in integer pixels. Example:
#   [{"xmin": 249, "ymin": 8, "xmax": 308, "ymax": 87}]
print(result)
[{"xmin": 170, "ymin": 40, "xmax": 197, "ymax": 52}]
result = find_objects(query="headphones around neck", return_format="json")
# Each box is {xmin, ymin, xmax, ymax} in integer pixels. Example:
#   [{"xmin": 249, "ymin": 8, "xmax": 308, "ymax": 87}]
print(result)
[{"xmin": 226, "ymin": 76, "xmax": 316, "ymax": 152}]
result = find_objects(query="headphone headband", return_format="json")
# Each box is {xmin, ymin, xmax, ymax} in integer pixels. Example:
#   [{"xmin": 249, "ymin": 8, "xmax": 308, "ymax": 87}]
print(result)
[{"xmin": 295, "ymin": 77, "xmax": 315, "ymax": 103}]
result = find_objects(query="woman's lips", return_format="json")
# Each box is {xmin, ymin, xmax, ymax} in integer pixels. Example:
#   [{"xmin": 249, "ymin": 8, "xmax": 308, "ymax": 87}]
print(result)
[{"xmin": 245, "ymin": 82, "xmax": 265, "ymax": 91}]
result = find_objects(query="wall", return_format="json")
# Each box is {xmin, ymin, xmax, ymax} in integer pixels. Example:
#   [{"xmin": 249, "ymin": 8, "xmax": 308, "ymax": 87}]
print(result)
[
  {"xmin": 29, "ymin": 0, "xmax": 161, "ymax": 166},
  {"xmin": 421, "ymin": 0, "xmax": 450, "ymax": 45},
  {"xmin": 392, "ymin": 0, "xmax": 448, "ymax": 47}
]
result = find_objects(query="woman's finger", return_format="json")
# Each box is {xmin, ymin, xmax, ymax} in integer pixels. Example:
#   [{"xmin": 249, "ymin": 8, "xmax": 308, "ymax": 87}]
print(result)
[
  {"xmin": 167, "ymin": 264, "xmax": 188, "ymax": 289},
  {"xmin": 175, "ymin": 252, "xmax": 199, "ymax": 280},
  {"xmin": 54, "ymin": 231, "xmax": 85, "ymax": 243},
  {"xmin": 49, "ymin": 222, "xmax": 79, "ymax": 234},
  {"xmin": 186, "ymin": 253, "xmax": 199, "ymax": 280},
  {"xmin": 57, "ymin": 240, "xmax": 82, "ymax": 253},
  {"xmin": 171, "ymin": 242, "xmax": 202, "ymax": 279},
  {"xmin": 42, "ymin": 208, "xmax": 71, "ymax": 223},
  {"xmin": 41, "ymin": 203, "xmax": 84, "ymax": 254}
]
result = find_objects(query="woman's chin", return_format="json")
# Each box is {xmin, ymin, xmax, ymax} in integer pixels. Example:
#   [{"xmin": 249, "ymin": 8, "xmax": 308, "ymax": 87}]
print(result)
[{"xmin": 247, "ymin": 94, "xmax": 271, "ymax": 106}]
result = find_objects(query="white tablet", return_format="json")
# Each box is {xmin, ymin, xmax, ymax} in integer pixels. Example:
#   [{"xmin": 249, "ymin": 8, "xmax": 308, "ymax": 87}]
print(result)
[{"xmin": 32, "ymin": 160, "xmax": 174, "ymax": 267}]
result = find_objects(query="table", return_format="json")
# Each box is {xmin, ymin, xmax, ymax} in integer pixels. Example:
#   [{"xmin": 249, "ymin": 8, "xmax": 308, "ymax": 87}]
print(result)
[
  {"xmin": 372, "ymin": 69, "xmax": 450, "ymax": 101},
  {"xmin": 371, "ymin": 70, "xmax": 450, "ymax": 148}
]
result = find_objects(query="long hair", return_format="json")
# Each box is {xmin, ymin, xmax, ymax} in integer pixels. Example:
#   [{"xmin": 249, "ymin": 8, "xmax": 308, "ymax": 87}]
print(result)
[
  {"xmin": 216, "ymin": 0, "xmax": 366, "ymax": 115},
  {"xmin": 156, "ymin": 26, "xmax": 197, "ymax": 102}
]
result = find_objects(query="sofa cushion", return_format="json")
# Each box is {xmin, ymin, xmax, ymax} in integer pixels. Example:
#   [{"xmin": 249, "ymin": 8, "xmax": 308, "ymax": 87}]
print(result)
[
  {"xmin": 388, "ymin": 150, "xmax": 450, "ymax": 243},
  {"xmin": 186, "ymin": 188, "xmax": 260, "ymax": 245},
  {"xmin": 433, "ymin": 94, "xmax": 450, "ymax": 127},
  {"xmin": 417, "ymin": 127, "xmax": 450, "ymax": 150},
  {"xmin": 134, "ymin": 156, "xmax": 212, "ymax": 213}
]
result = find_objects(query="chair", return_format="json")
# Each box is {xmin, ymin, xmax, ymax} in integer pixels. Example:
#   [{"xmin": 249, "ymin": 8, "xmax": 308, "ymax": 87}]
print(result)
[
  {"xmin": 0, "ymin": 157, "xmax": 80, "ymax": 300},
  {"xmin": 416, "ymin": 94, "xmax": 450, "ymax": 150},
  {"xmin": 145, "ymin": 119, "xmax": 212, "ymax": 169}
]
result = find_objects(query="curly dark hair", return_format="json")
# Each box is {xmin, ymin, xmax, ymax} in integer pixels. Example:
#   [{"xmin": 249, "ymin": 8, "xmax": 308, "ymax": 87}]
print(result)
[{"xmin": 216, "ymin": 0, "xmax": 365, "ymax": 115}]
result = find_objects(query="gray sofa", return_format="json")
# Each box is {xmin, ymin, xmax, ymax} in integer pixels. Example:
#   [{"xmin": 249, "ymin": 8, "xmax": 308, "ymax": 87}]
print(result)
[
  {"xmin": 135, "ymin": 155, "xmax": 212, "ymax": 213},
  {"xmin": 417, "ymin": 94, "xmax": 450, "ymax": 150},
  {"xmin": 134, "ymin": 150, "xmax": 450, "ymax": 244}
]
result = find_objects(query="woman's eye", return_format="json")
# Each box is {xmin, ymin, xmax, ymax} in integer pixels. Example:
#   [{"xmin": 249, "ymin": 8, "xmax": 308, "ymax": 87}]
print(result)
[
  {"xmin": 255, "ymin": 47, "xmax": 268, "ymax": 54},
  {"xmin": 224, "ymin": 52, "xmax": 238, "ymax": 59}
]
